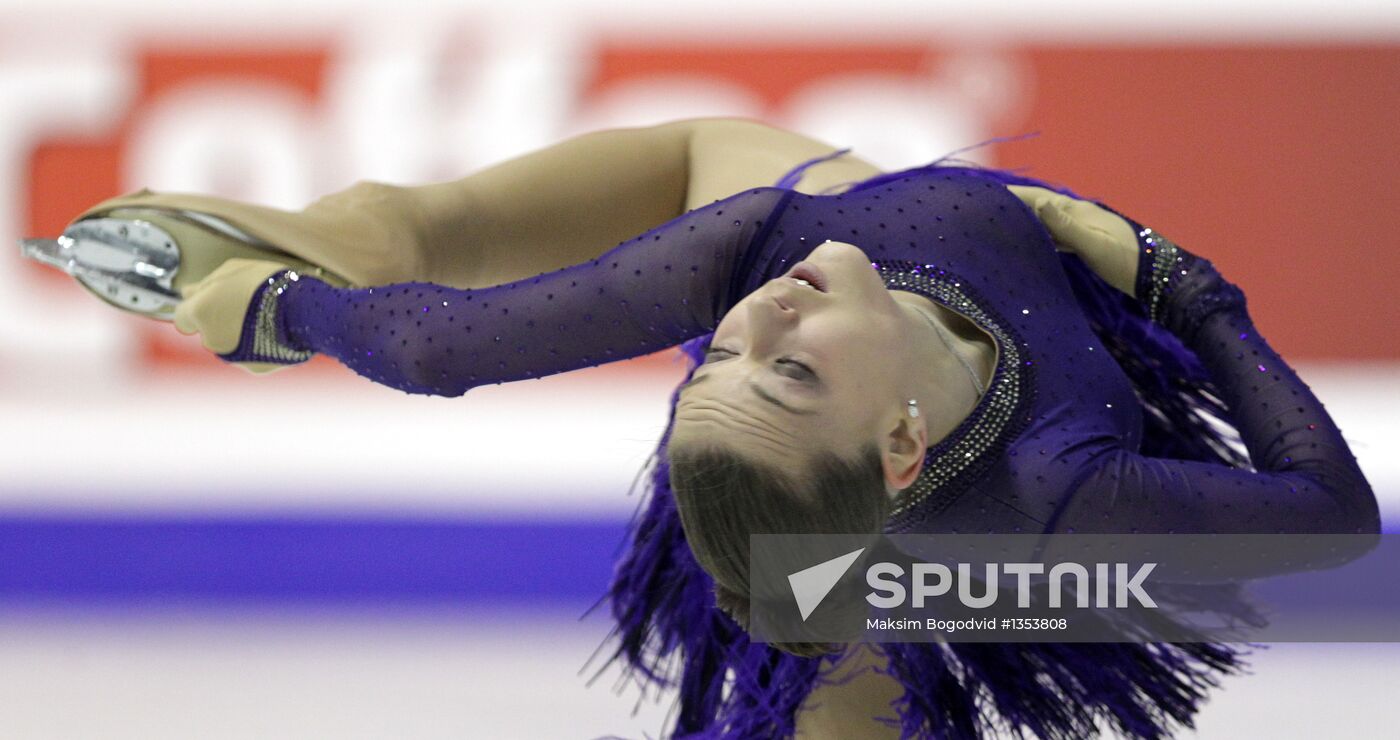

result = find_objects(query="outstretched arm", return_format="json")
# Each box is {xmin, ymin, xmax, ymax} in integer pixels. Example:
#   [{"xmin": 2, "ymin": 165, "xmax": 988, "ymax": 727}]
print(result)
[{"xmin": 193, "ymin": 186, "xmax": 794, "ymax": 395}]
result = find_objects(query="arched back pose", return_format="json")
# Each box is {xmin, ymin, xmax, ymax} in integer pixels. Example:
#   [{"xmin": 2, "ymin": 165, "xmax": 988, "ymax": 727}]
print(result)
[{"xmin": 75, "ymin": 118, "xmax": 1379, "ymax": 738}]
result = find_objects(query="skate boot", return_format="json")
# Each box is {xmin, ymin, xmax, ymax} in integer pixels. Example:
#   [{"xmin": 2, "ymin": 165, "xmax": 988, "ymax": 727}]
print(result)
[{"xmin": 20, "ymin": 195, "xmax": 350, "ymax": 321}]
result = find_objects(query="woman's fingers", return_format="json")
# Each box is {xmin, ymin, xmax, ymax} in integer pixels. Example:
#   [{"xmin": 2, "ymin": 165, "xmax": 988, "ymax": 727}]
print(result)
[
  {"xmin": 1007, "ymin": 184, "xmax": 1141, "ymax": 296},
  {"xmin": 1048, "ymin": 200, "xmax": 1115, "ymax": 251},
  {"xmin": 1054, "ymin": 194, "xmax": 1137, "ymax": 249},
  {"xmin": 1006, "ymin": 184, "xmax": 1049, "ymax": 206},
  {"xmin": 1008, "ymin": 185, "xmax": 1134, "ymax": 253},
  {"xmin": 175, "ymin": 280, "xmax": 238, "ymax": 354},
  {"xmin": 174, "ymin": 258, "xmax": 291, "ymax": 356},
  {"xmin": 173, "ymin": 293, "xmax": 199, "ymax": 336},
  {"xmin": 1008, "ymin": 185, "xmax": 1076, "ymax": 252},
  {"xmin": 189, "ymin": 287, "xmax": 242, "ymax": 354}
]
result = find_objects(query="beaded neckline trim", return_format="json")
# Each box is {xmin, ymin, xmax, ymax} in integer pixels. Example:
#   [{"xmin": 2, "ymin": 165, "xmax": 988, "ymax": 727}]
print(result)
[{"xmin": 873, "ymin": 260, "xmax": 1029, "ymax": 532}]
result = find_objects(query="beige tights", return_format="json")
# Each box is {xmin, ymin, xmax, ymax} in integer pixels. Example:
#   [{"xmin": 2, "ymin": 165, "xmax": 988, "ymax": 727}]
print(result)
[
  {"xmin": 78, "ymin": 117, "xmax": 884, "ymax": 290},
  {"xmin": 363, "ymin": 116, "xmax": 887, "ymax": 287}
]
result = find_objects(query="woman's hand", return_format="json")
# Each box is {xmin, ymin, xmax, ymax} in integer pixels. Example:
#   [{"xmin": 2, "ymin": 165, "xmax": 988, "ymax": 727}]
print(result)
[
  {"xmin": 1007, "ymin": 185, "xmax": 1141, "ymax": 297},
  {"xmin": 174, "ymin": 258, "xmax": 297, "ymax": 374}
]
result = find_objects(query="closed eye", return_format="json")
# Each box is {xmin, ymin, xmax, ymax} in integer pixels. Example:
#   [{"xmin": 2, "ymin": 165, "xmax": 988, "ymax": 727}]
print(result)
[{"xmin": 703, "ymin": 348, "xmax": 819, "ymax": 383}]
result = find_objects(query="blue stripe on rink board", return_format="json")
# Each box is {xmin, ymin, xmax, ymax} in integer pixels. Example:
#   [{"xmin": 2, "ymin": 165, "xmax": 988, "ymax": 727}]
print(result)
[
  {"xmin": 0, "ymin": 516, "xmax": 633, "ymax": 605},
  {"xmin": 2, "ymin": 514, "xmax": 1395, "ymax": 607}
]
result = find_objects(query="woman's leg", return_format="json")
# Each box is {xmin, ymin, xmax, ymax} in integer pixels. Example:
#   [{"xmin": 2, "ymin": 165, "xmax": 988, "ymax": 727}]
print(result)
[
  {"xmin": 402, "ymin": 116, "xmax": 885, "ymax": 287},
  {"xmin": 400, "ymin": 119, "xmax": 693, "ymax": 288},
  {"xmin": 78, "ymin": 118, "xmax": 883, "ymax": 289}
]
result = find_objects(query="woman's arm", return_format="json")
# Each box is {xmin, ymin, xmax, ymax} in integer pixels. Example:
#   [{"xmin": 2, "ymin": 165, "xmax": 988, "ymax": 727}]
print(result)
[
  {"xmin": 191, "ymin": 186, "xmax": 794, "ymax": 395},
  {"xmin": 1032, "ymin": 201, "xmax": 1380, "ymax": 550}
]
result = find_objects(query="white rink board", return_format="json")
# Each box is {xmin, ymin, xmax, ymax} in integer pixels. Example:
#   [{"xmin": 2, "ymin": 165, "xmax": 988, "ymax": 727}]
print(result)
[{"xmin": 1, "ymin": 364, "xmax": 1396, "ymax": 524}]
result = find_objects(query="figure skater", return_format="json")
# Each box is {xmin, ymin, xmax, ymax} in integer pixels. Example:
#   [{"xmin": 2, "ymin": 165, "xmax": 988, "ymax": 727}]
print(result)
[{"xmin": 68, "ymin": 117, "xmax": 1379, "ymax": 738}]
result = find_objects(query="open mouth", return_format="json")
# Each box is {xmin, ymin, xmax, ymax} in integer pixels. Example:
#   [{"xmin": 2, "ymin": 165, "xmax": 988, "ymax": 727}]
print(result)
[{"xmin": 785, "ymin": 261, "xmax": 828, "ymax": 292}]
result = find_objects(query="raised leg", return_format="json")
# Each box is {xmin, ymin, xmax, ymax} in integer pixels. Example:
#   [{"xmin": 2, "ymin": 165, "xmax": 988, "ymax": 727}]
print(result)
[
  {"xmin": 77, "ymin": 118, "xmax": 885, "ymax": 291},
  {"xmin": 401, "ymin": 119, "xmax": 693, "ymax": 288},
  {"xmin": 402, "ymin": 116, "xmax": 885, "ymax": 287}
]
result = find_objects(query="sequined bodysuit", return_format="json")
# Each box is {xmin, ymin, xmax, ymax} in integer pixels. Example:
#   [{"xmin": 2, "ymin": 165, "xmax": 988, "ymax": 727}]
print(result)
[{"xmin": 255, "ymin": 166, "xmax": 1377, "ymax": 539}]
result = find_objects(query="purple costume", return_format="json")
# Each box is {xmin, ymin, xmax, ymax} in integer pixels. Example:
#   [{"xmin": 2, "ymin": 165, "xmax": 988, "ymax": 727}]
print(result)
[{"xmin": 228, "ymin": 154, "xmax": 1377, "ymax": 738}]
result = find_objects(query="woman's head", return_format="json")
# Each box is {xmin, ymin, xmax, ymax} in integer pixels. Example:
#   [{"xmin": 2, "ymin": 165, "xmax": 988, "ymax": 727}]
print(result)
[
  {"xmin": 670, "ymin": 240, "xmax": 934, "ymax": 490},
  {"xmin": 668, "ymin": 240, "xmax": 948, "ymax": 656}
]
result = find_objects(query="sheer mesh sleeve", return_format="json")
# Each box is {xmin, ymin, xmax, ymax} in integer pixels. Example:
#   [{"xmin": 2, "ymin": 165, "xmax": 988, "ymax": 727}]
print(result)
[
  {"xmin": 266, "ymin": 187, "xmax": 792, "ymax": 396},
  {"xmin": 1049, "ymin": 221, "xmax": 1381, "ymax": 540}
]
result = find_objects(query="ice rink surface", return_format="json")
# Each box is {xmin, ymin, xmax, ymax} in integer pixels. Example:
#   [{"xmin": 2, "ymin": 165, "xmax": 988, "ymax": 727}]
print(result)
[{"xmin": 1, "ymin": 607, "xmax": 1398, "ymax": 739}]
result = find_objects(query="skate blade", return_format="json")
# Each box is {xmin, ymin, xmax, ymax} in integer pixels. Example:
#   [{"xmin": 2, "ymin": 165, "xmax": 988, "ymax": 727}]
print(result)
[{"xmin": 19, "ymin": 217, "xmax": 183, "ymax": 320}]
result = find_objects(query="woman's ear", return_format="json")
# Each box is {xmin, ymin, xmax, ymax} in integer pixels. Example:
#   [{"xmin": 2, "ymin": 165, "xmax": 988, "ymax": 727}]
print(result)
[{"xmin": 880, "ymin": 414, "xmax": 927, "ymax": 492}]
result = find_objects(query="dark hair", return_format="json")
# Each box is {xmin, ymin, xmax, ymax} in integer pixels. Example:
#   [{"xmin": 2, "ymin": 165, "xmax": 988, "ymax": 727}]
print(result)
[{"xmin": 669, "ymin": 440, "xmax": 890, "ymax": 658}]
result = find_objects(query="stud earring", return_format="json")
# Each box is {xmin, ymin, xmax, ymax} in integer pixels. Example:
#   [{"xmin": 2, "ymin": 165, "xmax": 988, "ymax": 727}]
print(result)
[{"xmin": 907, "ymin": 399, "xmax": 920, "ymax": 418}]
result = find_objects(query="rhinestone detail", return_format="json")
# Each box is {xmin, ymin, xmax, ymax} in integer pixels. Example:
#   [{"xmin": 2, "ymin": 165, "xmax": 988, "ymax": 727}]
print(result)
[
  {"xmin": 1141, "ymin": 226, "xmax": 1181, "ymax": 324},
  {"xmin": 252, "ymin": 270, "xmax": 313, "ymax": 363},
  {"xmin": 872, "ymin": 260, "xmax": 1032, "ymax": 532}
]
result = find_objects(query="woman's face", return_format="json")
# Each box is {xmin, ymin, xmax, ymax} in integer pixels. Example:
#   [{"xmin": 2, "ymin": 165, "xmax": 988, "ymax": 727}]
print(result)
[{"xmin": 671, "ymin": 241, "xmax": 911, "ymax": 482}]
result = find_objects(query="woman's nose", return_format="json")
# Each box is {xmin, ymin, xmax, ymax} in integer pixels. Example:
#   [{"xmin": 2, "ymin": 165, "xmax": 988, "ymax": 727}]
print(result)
[{"xmin": 746, "ymin": 290, "xmax": 796, "ymax": 352}]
